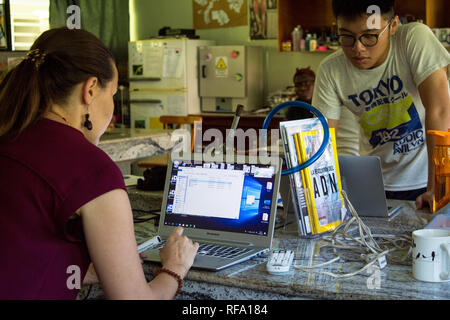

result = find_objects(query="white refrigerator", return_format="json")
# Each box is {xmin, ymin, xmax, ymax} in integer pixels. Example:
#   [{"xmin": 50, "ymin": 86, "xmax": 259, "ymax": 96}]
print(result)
[{"xmin": 128, "ymin": 38, "xmax": 215, "ymax": 129}]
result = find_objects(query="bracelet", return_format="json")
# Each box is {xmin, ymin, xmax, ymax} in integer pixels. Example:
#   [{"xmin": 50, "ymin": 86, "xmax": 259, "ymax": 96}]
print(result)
[{"xmin": 154, "ymin": 268, "xmax": 183, "ymax": 298}]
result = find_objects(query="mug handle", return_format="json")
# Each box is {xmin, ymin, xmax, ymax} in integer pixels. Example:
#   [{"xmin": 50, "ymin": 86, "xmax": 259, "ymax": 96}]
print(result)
[{"xmin": 440, "ymin": 243, "xmax": 450, "ymax": 280}]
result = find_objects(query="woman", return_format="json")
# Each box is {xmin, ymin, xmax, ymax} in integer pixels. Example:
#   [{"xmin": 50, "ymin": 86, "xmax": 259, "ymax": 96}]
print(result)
[{"xmin": 0, "ymin": 27, "xmax": 198, "ymax": 300}]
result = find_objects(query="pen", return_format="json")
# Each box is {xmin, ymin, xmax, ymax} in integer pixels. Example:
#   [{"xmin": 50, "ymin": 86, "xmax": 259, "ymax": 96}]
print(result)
[
  {"xmin": 138, "ymin": 235, "xmax": 162, "ymax": 253},
  {"xmin": 388, "ymin": 206, "xmax": 402, "ymax": 220}
]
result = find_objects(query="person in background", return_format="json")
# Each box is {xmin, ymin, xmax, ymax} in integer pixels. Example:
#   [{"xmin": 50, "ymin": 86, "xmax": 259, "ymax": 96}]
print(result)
[
  {"xmin": 0, "ymin": 27, "xmax": 198, "ymax": 300},
  {"xmin": 286, "ymin": 67, "xmax": 316, "ymax": 120},
  {"xmin": 286, "ymin": 67, "xmax": 360, "ymax": 156},
  {"xmin": 312, "ymin": 0, "xmax": 450, "ymax": 208}
]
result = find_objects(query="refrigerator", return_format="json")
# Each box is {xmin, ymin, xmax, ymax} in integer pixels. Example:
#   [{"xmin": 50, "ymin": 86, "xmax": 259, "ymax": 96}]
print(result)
[
  {"xmin": 198, "ymin": 45, "xmax": 264, "ymax": 113},
  {"xmin": 128, "ymin": 38, "xmax": 215, "ymax": 129}
]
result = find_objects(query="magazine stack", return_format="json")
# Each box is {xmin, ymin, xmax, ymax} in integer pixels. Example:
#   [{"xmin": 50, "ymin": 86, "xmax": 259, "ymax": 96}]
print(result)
[{"xmin": 280, "ymin": 119, "xmax": 346, "ymax": 236}]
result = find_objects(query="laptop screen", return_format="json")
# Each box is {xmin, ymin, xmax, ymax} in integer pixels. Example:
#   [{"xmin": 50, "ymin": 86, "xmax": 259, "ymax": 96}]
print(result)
[{"xmin": 162, "ymin": 160, "xmax": 278, "ymax": 236}]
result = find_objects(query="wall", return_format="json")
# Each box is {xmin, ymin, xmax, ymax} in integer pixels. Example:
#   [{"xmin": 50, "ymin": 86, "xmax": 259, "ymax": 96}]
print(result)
[{"xmin": 130, "ymin": 0, "xmax": 332, "ymax": 104}]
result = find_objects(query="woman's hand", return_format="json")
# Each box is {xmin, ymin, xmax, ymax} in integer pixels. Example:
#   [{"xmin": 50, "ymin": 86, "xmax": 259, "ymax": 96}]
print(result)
[{"xmin": 159, "ymin": 227, "xmax": 199, "ymax": 279}]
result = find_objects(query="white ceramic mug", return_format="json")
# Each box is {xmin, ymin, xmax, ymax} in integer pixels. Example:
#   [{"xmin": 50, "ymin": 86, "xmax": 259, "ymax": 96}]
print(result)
[{"xmin": 412, "ymin": 229, "xmax": 450, "ymax": 282}]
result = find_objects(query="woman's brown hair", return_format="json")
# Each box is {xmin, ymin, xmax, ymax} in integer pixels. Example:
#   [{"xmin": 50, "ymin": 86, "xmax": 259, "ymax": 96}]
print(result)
[{"xmin": 0, "ymin": 27, "xmax": 115, "ymax": 140}]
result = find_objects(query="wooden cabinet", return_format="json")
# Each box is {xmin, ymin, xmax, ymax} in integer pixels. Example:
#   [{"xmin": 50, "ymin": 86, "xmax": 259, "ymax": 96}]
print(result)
[
  {"xmin": 394, "ymin": 0, "xmax": 450, "ymax": 28},
  {"xmin": 192, "ymin": 113, "xmax": 285, "ymax": 151},
  {"xmin": 278, "ymin": 0, "xmax": 450, "ymax": 51}
]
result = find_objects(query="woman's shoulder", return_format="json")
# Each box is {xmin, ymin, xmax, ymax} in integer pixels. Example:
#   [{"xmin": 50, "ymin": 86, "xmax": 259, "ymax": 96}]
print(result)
[
  {"xmin": 35, "ymin": 119, "xmax": 113, "ymax": 165},
  {"xmin": 0, "ymin": 119, "xmax": 119, "ymax": 192}
]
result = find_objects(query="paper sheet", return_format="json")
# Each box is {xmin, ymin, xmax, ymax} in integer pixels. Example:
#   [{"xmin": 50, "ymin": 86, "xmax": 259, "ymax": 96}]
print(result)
[
  {"xmin": 162, "ymin": 47, "xmax": 183, "ymax": 78},
  {"xmin": 144, "ymin": 46, "xmax": 163, "ymax": 78}
]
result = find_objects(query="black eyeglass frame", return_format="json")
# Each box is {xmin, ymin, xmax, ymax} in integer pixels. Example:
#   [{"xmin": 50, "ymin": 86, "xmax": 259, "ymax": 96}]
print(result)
[{"xmin": 337, "ymin": 19, "xmax": 393, "ymax": 48}]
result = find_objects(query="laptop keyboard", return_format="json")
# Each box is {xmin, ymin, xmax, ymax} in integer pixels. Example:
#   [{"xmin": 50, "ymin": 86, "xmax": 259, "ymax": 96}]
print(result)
[{"xmin": 155, "ymin": 240, "xmax": 252, "ymax": 260}]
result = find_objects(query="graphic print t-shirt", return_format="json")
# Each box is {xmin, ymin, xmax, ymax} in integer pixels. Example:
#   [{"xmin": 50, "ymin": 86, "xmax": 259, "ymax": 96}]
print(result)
[{"xmin": 313, "ymin": 23, "xmax": 450, "ymax": 191}]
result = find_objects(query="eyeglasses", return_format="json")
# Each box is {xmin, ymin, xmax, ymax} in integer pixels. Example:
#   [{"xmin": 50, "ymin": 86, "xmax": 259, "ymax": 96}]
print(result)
[
  {"xmin": 337, "ymin": 19, "xmax": 393, "ymax": 48},
  {"xmin": 294, "ymin": 80, "xmax": 314, "ymax": 87}
]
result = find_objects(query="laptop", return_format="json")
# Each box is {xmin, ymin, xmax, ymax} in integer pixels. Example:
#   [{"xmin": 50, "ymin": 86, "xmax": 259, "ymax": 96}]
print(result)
[
  {"xmin": 279, "ymin": 156, "xmax": 395, "ymax": 218},
  {"xmin": 142, "ymin": 154, "xmax": 282, "ymax": 271},
  {"xmin": 338, "ymin": 155, "xmax": 393, "ymax": 217}
]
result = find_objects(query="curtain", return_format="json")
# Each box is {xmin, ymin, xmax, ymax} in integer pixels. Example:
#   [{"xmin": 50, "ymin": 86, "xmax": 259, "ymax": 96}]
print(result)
[{"xmin": 49, "ymin": 0, "xmax": 129, "ymax": 80}]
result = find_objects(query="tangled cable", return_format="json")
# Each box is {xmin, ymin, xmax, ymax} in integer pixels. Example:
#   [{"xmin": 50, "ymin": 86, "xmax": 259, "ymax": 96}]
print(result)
[{"xmin": 293, "ymin": 190, "xmax": 412, "ymax": 278}]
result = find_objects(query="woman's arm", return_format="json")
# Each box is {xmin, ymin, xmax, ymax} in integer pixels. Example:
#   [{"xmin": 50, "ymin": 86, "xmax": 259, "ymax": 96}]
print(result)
[{"xmin": 80, "ymin": 189, "xmax": 198, "ymax": 300}]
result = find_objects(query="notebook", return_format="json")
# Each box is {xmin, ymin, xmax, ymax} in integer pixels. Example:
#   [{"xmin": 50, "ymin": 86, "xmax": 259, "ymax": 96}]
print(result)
[
  {"xmin": 338, "ymin": 155, "xmax": 392, "ymax": 217},
  {"xmin": 142, "ymin": 154, "xmax": 282, "ymax": 271}
]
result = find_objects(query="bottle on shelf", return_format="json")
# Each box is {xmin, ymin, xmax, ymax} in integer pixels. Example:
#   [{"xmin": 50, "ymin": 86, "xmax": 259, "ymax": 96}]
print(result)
[
  {"xmin": 319, "ymin": 27, "xmax": 328, "ymax": 45},
  {"xmin": 291, "ymin": 25, "xmax": 303, "ymax": 52},
  {"xmin": 300, "ymin": 38, "xmax": 306, "ymax": 51},
  {"xmin": 305, "ymin": 33, "xmax": 312, "ymax": 51},
  {"xmin": 331, "ymin": 23, "xmax": 338, "ymax": 41},
  {"xmin": 282, "ymin": 40, "xmax": 292, "ymax": 52},
  {"xmin": 309, "ymin": 34, "xmax": 317, "ymax": 52}
]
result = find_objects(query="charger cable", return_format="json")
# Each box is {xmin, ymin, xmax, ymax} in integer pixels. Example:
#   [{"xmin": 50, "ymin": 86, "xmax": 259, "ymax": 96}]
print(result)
[{"xmin": 293, "ymin": 190, "xmax": 412, "ymax": 278}]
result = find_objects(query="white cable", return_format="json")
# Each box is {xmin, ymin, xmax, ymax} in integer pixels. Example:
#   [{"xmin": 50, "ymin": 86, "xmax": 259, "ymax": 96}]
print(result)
[{"xmin": 293, "ymin": 191, "xmax": 412, "ymax": 278}]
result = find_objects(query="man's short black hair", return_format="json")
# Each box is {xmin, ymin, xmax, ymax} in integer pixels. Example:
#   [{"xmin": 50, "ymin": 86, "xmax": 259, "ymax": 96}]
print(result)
[{"xmin": 332, "ymin": 0, "xmax": 395, "ymax": 20}]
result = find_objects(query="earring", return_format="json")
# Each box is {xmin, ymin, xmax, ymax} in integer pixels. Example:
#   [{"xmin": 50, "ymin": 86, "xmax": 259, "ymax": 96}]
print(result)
[{"xmin": 84, "ymin": 114, "xmax": 93, "ymax": 131}]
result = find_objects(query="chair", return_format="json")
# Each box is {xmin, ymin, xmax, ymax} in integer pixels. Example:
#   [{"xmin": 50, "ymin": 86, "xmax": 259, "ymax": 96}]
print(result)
[{"xmin": 138, "ymin": 115, "xmax": 203, "ymax": 169}]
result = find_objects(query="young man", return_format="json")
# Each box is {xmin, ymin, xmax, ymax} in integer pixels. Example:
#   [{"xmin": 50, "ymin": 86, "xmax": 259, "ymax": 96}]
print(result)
[{"xmin": 312, "ymin": 0, "xmax": 450, "ymax": 209}]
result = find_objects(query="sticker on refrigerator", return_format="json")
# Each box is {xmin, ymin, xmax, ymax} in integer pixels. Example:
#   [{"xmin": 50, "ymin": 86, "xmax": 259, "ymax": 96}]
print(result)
[
  {"xmin": 133, "ymin": 65, "xmax": 144, "ymax": 76},
  {"xmin": 134, "ymin": 120, "xmax": 146, "ymax": 129},
  {"xmin": 215, "ymin": 56, "xmax": 228, "ymax": 78}
]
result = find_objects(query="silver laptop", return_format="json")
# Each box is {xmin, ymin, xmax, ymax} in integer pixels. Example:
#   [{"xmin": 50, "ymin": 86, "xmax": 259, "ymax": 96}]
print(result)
[
  {"xmin": 338, "ymin": 155, "xmax": 393, "ymax": 217},
  {"xmin": 280, "ymin": 155, "xmax": 395, "ymax": 218},
  {"xmin": 142, "ymin": 155, "xmax": 282, "ymax": 271}
]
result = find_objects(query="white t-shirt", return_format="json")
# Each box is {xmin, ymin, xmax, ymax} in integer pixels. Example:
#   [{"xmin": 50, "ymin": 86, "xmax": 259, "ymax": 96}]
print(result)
[{"xmin": 313, "ymin": 22, "xmax": 450, "ymax": 191}]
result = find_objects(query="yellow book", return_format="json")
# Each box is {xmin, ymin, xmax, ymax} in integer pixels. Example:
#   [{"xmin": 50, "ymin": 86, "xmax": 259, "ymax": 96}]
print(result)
[
  {"xmin": 293, "ymin": 133, "xmax": 317, "ymax": 234},
  {"xmin": 295, "ymin": 128, "xmax": 344, "ymax": 234}
]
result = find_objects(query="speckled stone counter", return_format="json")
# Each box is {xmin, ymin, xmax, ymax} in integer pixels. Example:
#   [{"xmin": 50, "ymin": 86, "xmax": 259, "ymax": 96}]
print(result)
[
  {"xmin": 96, "ymin": 128, "xmax": 173, "ymax": 213},
  {"xmin": 78, "ymin": 200, "xmax": 450, "ymax": 300},
  {"xmin": 97, "ymin": 128, "xmax": 177, "ymax": 175},
  {"xmin": 98, "ymin": 128, "xmax": 175, "ymax": 163},
  {"xmin": 127, "ymin": 187, "xmax": 163, "ymax": 215}
]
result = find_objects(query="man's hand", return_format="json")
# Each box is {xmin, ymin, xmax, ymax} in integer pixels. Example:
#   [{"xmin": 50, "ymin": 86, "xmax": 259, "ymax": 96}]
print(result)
[{"xmin": 415, "ymin": 190, "xmax": 433, "ymax": 211}]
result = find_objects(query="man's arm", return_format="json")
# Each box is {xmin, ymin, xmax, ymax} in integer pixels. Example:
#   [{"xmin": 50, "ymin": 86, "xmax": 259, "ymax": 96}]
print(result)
[{"xmin": 416, "ymin": 66, "xmax": 450, "ymax": 209}]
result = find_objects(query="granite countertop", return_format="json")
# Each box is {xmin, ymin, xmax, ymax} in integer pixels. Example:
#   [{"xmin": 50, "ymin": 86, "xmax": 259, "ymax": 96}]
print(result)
[
  {"xmin": 98, "ymin": 127, "xmax": 177, "ymax": 163},
  {"xmin": 127, "ymin": 186, "xmax": 163, "ymax": 216},
  {"xmin": 78, "ymin": 199, "xmax": 450, "ymax": 300}
]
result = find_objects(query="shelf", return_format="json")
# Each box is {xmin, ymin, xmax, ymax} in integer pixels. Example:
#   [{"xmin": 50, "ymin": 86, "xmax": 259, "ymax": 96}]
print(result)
[
  {"xmin": 278, "ymin": 0, "xmax": 450, "ymax": 52},
  {"xmin": 279, "ymin": 49, "xmax": 338, "ymax": 54}
]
